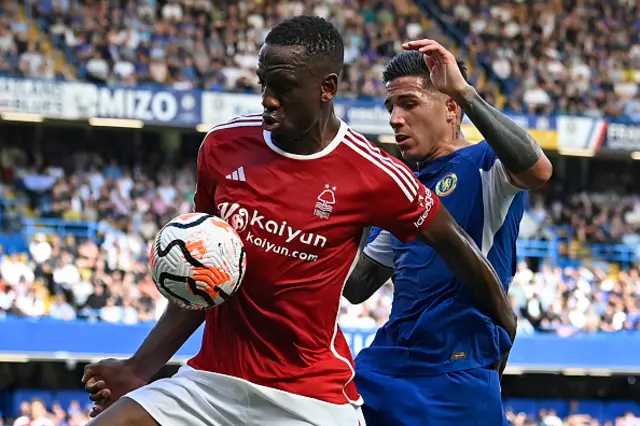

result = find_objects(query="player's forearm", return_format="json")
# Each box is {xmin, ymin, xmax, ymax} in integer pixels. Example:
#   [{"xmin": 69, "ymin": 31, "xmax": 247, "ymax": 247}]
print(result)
[
  {"xmin": 129, "ymin": 304, "xmax": 205, "ymax": 380},
  {"xmin": 435, "ymin": 228, "xmax": 516, "ymax": 341},
  {"xmin": 422, "ymin": 208, "xmax": 517, "ymax": 341},
  {"xmin": 343, "ymin": 255, "xmax": 393, "ymax": 304},
  {"xmin": 453, "ymin": 86, "xmax": 551, "ymax": 187}
]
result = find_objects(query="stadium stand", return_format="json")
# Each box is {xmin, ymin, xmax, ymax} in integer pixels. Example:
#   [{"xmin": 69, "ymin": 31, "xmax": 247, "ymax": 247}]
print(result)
[
  {"xmin": 432, "ymin": 0, "xmax": 640, "ymax": 117},
  {"xmin": 1, "ymin": 0, "xmax": 640, "ymax": 425},
  {"xmin": 1, "ymin": 146, "xmax": 639, "ymax": 335},
  {"xmin": 0, "ymin": 0, "xmax": 506, "ymax": 103}
]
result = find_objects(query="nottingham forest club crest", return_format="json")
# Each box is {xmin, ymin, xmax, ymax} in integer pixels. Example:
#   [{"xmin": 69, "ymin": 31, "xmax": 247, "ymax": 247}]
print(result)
[
  {"xmin": 435, "ymin": 173, "xmax": 457, "ymax": 197},
  {"xmin": 314, "ymin": 184, "xmax": 337, "ymax": 220}
]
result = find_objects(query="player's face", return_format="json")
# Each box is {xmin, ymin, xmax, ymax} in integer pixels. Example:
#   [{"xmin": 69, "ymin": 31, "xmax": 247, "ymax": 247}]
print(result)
[
  {"xmin": 385, "ymin": 76, "xmax": 459, "ymax": 162},
  {"xmin": 257, "ymin": 44, "xmax": 334, "ymax": 142}
]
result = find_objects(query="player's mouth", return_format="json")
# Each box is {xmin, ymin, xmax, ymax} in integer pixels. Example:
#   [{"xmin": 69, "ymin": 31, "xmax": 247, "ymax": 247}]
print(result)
[
  {"xmin": 262, "ymin": 114, "xmax": 281, "ymax": 131},
  {"xmin": 395, "ymin": 134, "xmax": 411, "ymax": 149}
]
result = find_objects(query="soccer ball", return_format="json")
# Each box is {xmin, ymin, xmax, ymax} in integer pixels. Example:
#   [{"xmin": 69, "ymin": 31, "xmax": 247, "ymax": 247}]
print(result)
[{"xmin": 150, "ymin": 213, "xmax": 247, "ymax": 310}]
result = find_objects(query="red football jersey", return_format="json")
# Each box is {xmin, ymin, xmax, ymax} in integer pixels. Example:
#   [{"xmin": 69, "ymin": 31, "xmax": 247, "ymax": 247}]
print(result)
[{"xmin": 188, "ymin": 114, "xmax": 441, "ymax": 405}]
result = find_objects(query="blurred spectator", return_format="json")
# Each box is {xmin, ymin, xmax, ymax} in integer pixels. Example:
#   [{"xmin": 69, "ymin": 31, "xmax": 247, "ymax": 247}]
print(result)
[
  {"xmin": 9, "ymin": 399, "xmax": 90, "ymax": 426},
  {"xmin": 504, "ymin": 406, "xmax": 640, "ymax": 425},
  {"xmin": 511, "ymin": 264, "xmax": 640, "ymax": 335},
  {"xmin": 12, "ymin": 398, "xmax": 54, "ymax": 426},
  {"xmin": 49, "ymin": 293, "xmax": 76, "ymax": 321}
]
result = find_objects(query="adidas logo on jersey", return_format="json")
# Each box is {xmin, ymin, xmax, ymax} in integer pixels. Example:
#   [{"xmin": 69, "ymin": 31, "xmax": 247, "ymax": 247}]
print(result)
[{"xmin": 226, "ymin": 167, "xmax": 246, "ymax": 182}]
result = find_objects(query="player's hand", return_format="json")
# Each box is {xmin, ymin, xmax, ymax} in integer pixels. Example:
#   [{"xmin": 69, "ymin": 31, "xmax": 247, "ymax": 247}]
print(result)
[
  {"xmin": 82, "ymin": 358, "xmax": 148, "ymax": 418},
  {"xmin": 402, "ymin": 39, "xmax": 470, "ymax": 98}
]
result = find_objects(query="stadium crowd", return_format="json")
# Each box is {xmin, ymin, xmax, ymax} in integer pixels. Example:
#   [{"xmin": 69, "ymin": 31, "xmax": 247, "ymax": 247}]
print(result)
[
  {"xmin": 524, "ymin": 192, "xmax": 640, "ymax": 247},
  {"xmin": 0, "ymin": 146, "xmax": 638, "ymax": 334},
  {"xmin": 437, "ymin": 0, "xmax": 640, "ymax": 117},
  {"xmin": 2, "ymin": 398, "xmax": 91, "ymax": 426},
  {"xmin": 2, "ymin": 0, "xmax": 639, "ymax": 119},
  {"xmin": 2, "ymin": 397, "xmax": 639, "ymax": 426},
  {"xmin": 506, "ymin": 407, "xmax": 640, "ymax": 426},
  {"xmin": 1, "ymin": 1, "xmax": 640, "ymax": 425},
  {"xmin": 0, "ymin": 0, "xmax": 502, "ymax": 102}
]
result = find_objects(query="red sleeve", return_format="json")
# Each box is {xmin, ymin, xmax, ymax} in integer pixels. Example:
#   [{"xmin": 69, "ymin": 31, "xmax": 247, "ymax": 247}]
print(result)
[
  {"xmin": 194, "ymin": 138, "xmax": 217, "ymax": 214},
  {"xmin": 371, "ymin": 159, "xmax": 441, "ymax": 243}
]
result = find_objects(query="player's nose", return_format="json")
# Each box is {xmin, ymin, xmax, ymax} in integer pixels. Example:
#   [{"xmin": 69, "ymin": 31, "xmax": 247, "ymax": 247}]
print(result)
[
  {"xmin": 261, "ymin": 90, "xmax": 280, "ymax": 112},
  {"xmin": 389, "ymin": 109, "xmax": 405, "ymax": 129}
]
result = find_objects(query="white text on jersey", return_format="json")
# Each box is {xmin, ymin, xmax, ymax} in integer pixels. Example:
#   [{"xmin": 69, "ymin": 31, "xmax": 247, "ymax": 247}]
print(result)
[{"xmin": 218, "ymin": 202, "xmax": 326, "ymax": 262}]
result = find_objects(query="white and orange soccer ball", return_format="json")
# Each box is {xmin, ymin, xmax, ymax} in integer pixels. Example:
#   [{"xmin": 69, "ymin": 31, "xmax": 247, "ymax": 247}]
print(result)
[{"xmin": 150, "ymin": 213, "xmax": 247, "ymax": 310}]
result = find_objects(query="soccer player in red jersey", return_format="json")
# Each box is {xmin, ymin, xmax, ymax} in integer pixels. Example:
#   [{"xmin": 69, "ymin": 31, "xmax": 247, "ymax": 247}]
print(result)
[{"xmin": 82, "ymin": 16, "xmax": 511, "ymax": 426}]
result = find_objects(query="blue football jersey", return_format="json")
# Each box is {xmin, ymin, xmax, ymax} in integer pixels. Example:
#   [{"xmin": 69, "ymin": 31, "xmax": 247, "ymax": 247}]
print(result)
[{"xmin": 356, "ymin": 141, "xmax": 525, "ymax": 376}]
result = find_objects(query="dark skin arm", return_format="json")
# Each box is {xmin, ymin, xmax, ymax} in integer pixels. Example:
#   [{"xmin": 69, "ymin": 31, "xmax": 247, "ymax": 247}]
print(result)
[
  {"xmin": 345, "ymin": 206, "xmax": 516, "ymax": 343},
  {"xmin": 495, "ymin": 348, "xmax": 513, "ymax": 379},
  {"xmin": 419, "ymin": 206, "xmax": 516, "ymax": 342},
  {"xmin": 83, "ymin": 140, "xmax": 213, "ymax": 416},
  {"xmin": 82, "ymin": 305, "xmax": 205, "ymax": 416},
  {"xmin": 343, "ymin": 254, "xmax": 393, "ymax": 305},
  {"xmin": 129, "ymin": 305, "xmax": 206, "ymax": 379}
]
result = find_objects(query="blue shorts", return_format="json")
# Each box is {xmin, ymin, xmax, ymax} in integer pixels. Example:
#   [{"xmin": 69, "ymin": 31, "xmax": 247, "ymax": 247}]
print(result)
[{"xmin": 355, "ymin": 366, "xmax": 508, "ymax": 426}]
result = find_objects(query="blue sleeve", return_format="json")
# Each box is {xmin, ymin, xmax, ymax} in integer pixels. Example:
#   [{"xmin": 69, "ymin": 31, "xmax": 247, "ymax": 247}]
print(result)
[
  {"xmin": 478, "ymin": 141, "xmax": 524, "ymax": 199},
  {"xmin": 363, "ymin": 227, "xmax": 394, "ymax": 269}
]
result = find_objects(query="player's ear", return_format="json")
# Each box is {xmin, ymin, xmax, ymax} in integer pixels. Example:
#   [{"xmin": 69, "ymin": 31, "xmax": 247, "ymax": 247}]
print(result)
[
  {"xmin": 321, "ymin": 73, "xmax": 339, "ymax": 103},
  {"xmin": 445, "ymin": 97, "xmax": 459, "ymax": 123}
]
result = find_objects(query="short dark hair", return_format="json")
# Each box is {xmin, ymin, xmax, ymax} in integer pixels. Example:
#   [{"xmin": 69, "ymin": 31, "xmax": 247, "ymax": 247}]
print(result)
[
  {"xmin": 383, "ymin": 50, "xmax": 468, "ymax": 88},
  {"xmin": 264, "ymin": 16, "xmax": 344, "ymax": 74}
]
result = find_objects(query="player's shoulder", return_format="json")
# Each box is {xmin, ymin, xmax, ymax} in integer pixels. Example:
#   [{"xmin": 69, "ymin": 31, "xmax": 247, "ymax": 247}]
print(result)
[
  {"xmin": 459, "ymin": 140, "xmax": 501, "ymax": 171},
  {"xmin": 340, "ymin": 126, "xmax": 417, "ymax": 191},
  {"xmin": 202, "ymin": 114, "xmax": 264, "ymax": 149}
]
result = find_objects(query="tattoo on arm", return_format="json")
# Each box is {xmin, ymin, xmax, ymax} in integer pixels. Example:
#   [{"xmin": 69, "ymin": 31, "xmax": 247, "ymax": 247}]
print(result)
[
  {"xmin": 454, "ymin": 86, "xmax": 541, "ymax": 174},
  {"xmin": 343, "ymin": 254, "xmax": 394, "ymax": 304}
]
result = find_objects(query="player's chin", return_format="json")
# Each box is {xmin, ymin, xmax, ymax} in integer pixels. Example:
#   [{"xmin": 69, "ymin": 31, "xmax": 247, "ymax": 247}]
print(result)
[
  {"xmin": 268, "ymin": 125, "xmax": 298, "ymax": 140},
  {"xmin": 398, "ymin": 145, "xmax": 422, "ymax": 162}
]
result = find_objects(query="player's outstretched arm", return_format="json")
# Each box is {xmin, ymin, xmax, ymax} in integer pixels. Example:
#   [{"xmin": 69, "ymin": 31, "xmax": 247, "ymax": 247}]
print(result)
[
  {"xmin": 128, "ymin": 304, "xmax": 205, "ymax": 379},
  {"xmin": 419, "ymin": 205, "xmax": 517, "ymax": 341},
  {"xmin": 343, "ymin": 254, "xmax": 393, "ymax": 304},
  {"xmin": 83, "ymin": 302, "xmax": 205, "ymax": 417},
  {"xmin": 403, "ymin": 39, "xmax": 552, "ymax": 189}
]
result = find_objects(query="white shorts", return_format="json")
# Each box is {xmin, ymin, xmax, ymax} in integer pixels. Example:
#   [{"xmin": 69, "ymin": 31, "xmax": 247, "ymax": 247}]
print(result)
[{"xmin": 126, "ymin": 366, "xmax": 366, "ymax": 426}]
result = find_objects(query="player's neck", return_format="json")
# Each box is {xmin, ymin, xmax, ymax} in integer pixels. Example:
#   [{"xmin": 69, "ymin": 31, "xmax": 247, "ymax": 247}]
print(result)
[
  {"xmin": 272, "ymin": 114, "xmax": 341, "ymax": 156},
  {"xmin": 418, "ymin": 138, "xmax": 471, "ymax": 166}
]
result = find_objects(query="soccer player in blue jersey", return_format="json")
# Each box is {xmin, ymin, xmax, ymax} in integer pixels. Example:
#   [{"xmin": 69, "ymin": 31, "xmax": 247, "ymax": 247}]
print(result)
[{"xmin": 343, "ymin": 40, "xmax": 553, "ymax": 425}]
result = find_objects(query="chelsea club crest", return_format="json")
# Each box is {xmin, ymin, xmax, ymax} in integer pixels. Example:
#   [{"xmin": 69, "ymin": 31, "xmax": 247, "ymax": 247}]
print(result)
[{"xmin": 435, "ymin": 173, "xmax": 458, "ymax": 197}]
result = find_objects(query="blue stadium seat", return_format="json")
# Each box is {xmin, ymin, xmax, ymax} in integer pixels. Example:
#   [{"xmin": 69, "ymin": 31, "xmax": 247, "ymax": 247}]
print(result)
[{"xmin": 604, "ymin": 400, "xmax": 640, "ymax": 419}]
